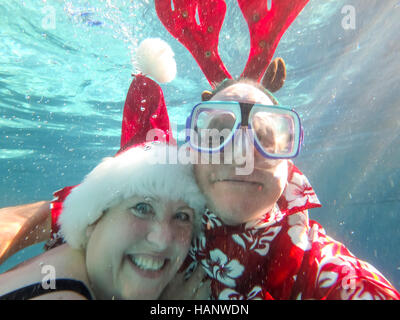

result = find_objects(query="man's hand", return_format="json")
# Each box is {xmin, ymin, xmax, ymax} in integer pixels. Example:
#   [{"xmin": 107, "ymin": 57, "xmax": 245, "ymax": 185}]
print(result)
[{"xmin": 0, "ymin": 201, "xmax": 51, "ymax": 265}]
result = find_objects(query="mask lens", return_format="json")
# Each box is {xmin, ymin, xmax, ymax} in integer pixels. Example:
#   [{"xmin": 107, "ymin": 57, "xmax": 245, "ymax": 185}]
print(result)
[
  {"xmin": 191, "ymin": 108, "xmax": 237, "ymax": 150},
  {"xmin": 251, "ymin": 109, "xmax": 298, "ymax": 157}
]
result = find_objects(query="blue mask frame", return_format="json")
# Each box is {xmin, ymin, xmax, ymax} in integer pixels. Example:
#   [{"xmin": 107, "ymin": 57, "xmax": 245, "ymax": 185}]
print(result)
[{"xmin": 185, "ymin": 101, "xmax": 304, "ymax": 159}]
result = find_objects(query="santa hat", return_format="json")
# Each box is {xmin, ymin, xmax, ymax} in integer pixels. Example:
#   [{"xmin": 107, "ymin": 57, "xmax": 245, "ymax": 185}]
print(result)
[{"xmin": 58, "ymin": 39, "xmax": 206, "ymax": 249}]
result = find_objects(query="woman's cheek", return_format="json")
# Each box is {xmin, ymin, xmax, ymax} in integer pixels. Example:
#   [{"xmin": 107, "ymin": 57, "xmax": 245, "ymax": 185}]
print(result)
[
  {"xmin": 125, "ymin": 215, "xmax": 149, "ymax": 238},
  {"xmin": 173, "ymin": 223, "xmax": 194, "ymax": 248}
]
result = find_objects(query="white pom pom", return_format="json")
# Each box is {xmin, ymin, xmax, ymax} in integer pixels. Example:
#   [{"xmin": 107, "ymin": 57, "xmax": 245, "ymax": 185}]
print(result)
[{"xmin": 135, "ymin": 38, "xmax": 177, "ymax": 83}]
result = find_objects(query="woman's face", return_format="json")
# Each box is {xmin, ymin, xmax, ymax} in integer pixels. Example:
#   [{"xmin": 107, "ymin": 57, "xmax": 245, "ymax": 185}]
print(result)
[
  {"xmin": 194, "ymin": 83, "xmax": 288, "ymax": 225},
  {"xmin": 85, "ymin": 196, "xmax": 194, "ymax": 300}
]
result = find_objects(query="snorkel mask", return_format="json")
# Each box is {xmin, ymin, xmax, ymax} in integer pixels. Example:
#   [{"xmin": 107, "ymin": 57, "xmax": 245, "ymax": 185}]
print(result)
[{"xmin": 185, "ymin": 100, "xmax": 303, "ymax": 159}]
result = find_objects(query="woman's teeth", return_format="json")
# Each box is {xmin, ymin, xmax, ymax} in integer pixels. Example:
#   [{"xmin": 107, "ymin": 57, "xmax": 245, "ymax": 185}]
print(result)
[{"xmin": 128, "ymin": 255, "xmax": 166, "ymax": 271}]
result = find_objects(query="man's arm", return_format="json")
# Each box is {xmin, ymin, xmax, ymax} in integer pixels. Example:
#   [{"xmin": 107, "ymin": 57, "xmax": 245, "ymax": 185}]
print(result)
[{"xmin": 0, "ymin": 201, "xmax": 51, "ymax": 265}]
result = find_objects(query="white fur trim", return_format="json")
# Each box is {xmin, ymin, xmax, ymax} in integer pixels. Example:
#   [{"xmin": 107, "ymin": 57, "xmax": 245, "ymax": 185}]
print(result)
[
  {"xmin": 59, "ymin": 144, "xmax": 206, "ymax": 249},
  {"xmin": 135, "ymin": 38, "xmax": 177, "ymax": 83}
]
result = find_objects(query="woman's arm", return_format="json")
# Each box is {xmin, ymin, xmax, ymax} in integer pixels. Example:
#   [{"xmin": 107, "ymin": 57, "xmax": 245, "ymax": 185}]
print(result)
[
  {"xmin": 0, "ymin": 201, "xmax": 52, "ymax": 265},
  {"xmin": 0, "ymin": 243, "xmax": 92, "ymax": 300}
]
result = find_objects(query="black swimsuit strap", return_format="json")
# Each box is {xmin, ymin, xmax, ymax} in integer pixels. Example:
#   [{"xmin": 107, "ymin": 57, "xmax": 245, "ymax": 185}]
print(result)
[{"xmin": 0, "ymin": 279, "xmax": 93, "ymax": 300}]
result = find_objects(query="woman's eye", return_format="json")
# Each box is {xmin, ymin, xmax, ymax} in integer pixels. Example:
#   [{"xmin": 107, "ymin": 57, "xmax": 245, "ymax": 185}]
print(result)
[
  {"xmin": 175, "ymin": 211, "xmax": 192, "ymax": 222},
  {"xmin": 130, "ymin": 202, "xmax": 154, "ymax": 217}
]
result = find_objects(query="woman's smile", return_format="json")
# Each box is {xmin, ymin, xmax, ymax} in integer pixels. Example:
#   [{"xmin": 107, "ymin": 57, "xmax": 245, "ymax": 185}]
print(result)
[{"xmin": 125, "ymin": 254, "xmax": 170, "ymax": 279}]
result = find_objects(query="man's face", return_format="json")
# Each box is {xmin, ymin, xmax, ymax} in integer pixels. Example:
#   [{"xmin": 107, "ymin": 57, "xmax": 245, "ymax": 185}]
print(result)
[{"xmin": 194, "ymin": 83, "xmax": 288, "ymax": 225}]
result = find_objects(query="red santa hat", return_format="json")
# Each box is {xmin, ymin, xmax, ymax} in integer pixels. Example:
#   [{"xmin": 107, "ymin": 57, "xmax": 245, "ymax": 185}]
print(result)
[{"xmin": 57, "ymin": 39, "xmax": 206, "ymax": 249}]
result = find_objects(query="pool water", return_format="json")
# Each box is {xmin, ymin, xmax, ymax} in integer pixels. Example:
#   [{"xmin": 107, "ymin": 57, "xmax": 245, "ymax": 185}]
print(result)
[{"xmin": 1, "ymin": 0, "xmax": 399, "ymax": 289}]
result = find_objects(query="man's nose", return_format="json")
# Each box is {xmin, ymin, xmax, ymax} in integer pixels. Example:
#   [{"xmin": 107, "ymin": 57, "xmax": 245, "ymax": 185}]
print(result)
[
  {"xmin": 231, "ymin": 127, "xmax": 254, "ymax": 164},
  {"xmin": 230, "ymin": 127, "xmax": 270, "ymax": 166},
  {"xmin": 146, "ymin": 220, "xmax": 173, "ymax": 251}
]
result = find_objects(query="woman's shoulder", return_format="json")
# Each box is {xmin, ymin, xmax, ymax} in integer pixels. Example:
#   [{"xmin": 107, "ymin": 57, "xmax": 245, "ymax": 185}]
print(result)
[{"xmin": 0, "ymin": 244, "xmax": 93, "ymax": 299}]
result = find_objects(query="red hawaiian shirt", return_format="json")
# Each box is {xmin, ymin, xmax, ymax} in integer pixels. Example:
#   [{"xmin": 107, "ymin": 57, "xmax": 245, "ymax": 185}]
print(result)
[{"xmin": 184, "ymin": 162, "xmax": 400, "ymax": 300}]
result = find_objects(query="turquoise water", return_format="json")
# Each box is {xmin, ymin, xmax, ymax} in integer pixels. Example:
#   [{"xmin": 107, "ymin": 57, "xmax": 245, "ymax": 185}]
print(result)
[{"xmin": 1, "ymin": 0, "xmax": 400, "ymax": 289}]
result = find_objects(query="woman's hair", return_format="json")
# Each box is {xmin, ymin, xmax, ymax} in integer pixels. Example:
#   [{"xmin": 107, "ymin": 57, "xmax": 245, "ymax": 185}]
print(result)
[
  {"xmin": 57, "ymin": 144, "xmax": 207, "ymax": 249},
  {"xmin": 202, "ymin": 78, "xmax": 279, "ymax": 105}
]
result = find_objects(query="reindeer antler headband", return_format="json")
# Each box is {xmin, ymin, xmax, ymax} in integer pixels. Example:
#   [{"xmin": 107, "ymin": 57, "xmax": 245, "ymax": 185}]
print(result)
[{"xmin": 155, "ymin": 0, "xmax": 309, "ymax": 89}]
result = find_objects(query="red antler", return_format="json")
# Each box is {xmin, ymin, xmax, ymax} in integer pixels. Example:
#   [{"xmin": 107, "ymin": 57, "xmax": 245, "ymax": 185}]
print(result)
[
  {"xmin": 155, "ymin": 0, "xmax": 231, "ymax": 88},
  {"xmin": 238, "ymin": 0, "xmax": 309, "ymax": 82}
]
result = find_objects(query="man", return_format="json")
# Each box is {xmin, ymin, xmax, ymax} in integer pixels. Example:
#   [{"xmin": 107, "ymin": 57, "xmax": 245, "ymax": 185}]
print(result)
[{"xmin": 163, "ymin": 79, "xmax": 400, "ymax": 300}]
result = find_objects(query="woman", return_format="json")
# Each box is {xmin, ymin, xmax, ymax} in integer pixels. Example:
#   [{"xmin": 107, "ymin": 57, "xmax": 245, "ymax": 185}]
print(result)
[{"xmin": 0, "ymin": 74, "xmax": 207, "ymax": 300}]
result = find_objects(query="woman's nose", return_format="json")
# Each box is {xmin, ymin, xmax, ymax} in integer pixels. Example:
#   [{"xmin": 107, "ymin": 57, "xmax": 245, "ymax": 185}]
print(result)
[{"xmin": 146, "ymin": 220, "xmax": 173, "ymax": 251}]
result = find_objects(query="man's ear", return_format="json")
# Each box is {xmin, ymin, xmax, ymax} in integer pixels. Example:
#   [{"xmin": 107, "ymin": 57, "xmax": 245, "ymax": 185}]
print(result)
[
  {"xmin": 261, "ymin": 57, "xmax": 286, "ymax": 93},
  {"xmin": 201, "ymin": 90, "xmax": 213, "ymax": 101}
]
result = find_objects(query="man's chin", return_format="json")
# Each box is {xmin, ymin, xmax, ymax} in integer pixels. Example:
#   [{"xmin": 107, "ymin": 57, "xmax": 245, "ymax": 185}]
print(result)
[
  {"xmin": 209, "ymin": 200, "xmax": 261, "ymax": 226},
  {"xmin": 217, "ymin": 210, "xmax": 258, "ymax": 226}
]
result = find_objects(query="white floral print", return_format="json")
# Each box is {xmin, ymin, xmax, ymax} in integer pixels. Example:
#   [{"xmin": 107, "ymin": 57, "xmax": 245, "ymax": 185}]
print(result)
[
  {"xmin": 203, "ymin": 210, "xmax": 222, "ymax": 229},
  {"xmin": 232, "ymin": 226, "xmax": 282, "ymax": 256},
  {"xmin": 202, "ymin": 248, "xmax": 244, "ymax": 288},
  {"xmin": 283, "ymin": 171, "xmax": 319, "ymax": 210},
  {"xmin": 287, "ymin": 211, "xmax": 311, "ymax": 251},
  {"xmin": 219, "ymin": 286, "xmax": 262, "ymax": 300}
]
